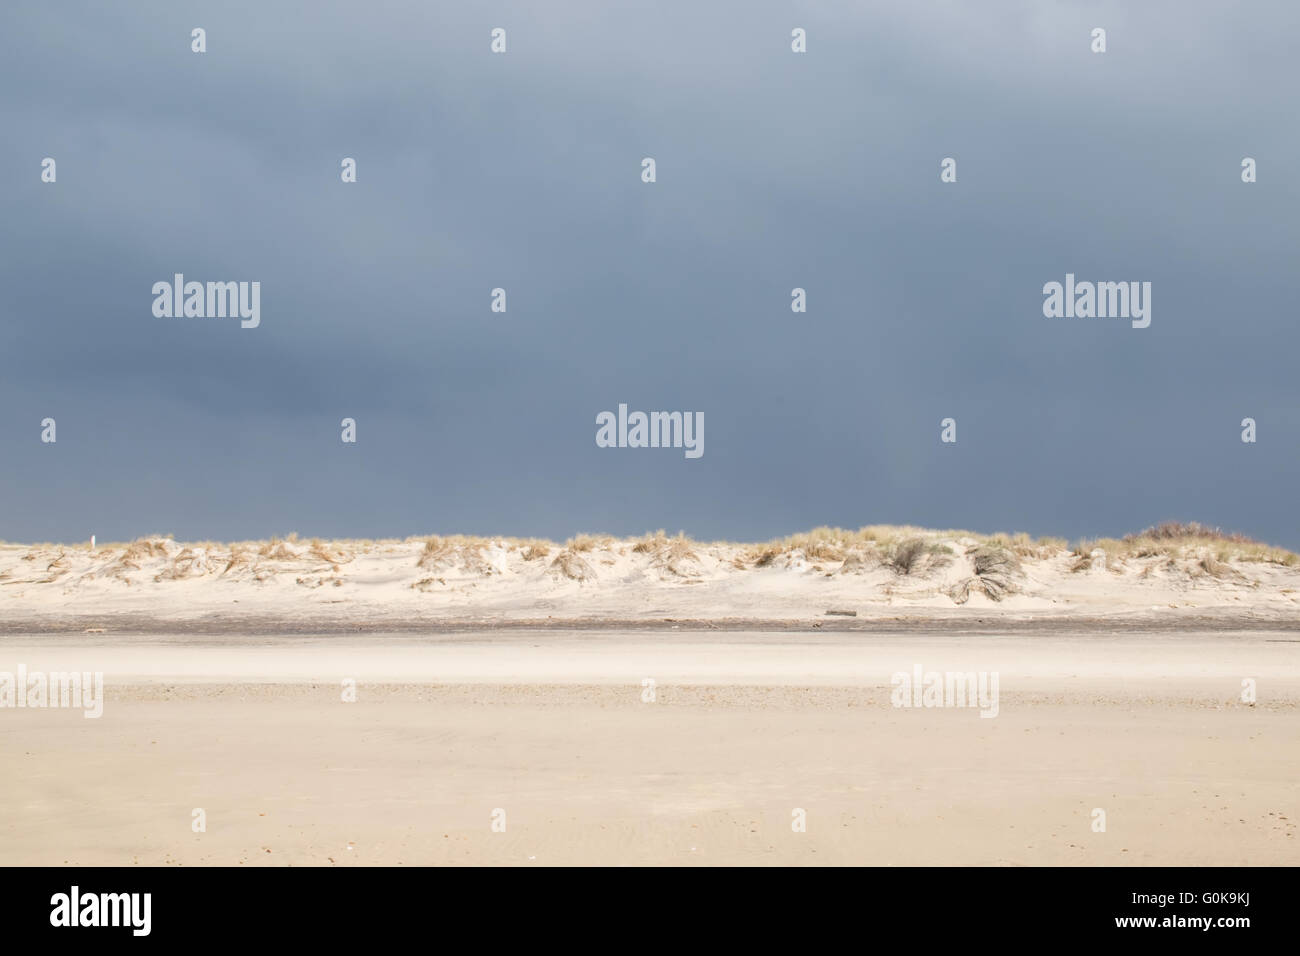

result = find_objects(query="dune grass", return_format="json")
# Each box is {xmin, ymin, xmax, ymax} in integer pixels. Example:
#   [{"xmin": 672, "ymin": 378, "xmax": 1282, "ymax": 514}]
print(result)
[
  {"xmin": 1071, "ymin": 522, "xmax": 1297, "ymax": 569},
  {"xmin": 8, "ymin": 522, "xmax": 1295, "ymax": 572}
]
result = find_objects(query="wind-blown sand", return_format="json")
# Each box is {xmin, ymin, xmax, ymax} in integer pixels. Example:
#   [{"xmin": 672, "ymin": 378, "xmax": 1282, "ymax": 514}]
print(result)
[{"xmin": 1, "ymin": 630, "xmax": 1296, "ymax": 866}]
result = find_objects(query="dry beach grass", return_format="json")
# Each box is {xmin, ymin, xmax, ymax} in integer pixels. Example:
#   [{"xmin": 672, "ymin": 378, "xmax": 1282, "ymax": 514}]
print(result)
[{"xmin": 2, "ymin": 523, "xmax": 1296, "ymax": 632}]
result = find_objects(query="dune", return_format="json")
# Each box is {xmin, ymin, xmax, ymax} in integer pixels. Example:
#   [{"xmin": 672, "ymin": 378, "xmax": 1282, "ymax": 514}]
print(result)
[{"xmin": 1, "ymin": 523, "xmax": 1296, "ymax": 633}]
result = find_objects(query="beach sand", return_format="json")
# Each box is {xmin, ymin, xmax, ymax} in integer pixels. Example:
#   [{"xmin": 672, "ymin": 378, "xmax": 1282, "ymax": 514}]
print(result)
[{"xmin": 2, "ymin": 630, "xmax": 1296, "ymax": 866}]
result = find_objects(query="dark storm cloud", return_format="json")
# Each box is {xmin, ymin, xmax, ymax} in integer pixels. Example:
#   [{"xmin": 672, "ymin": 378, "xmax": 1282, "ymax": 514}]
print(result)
[{"xmin": 2, "ymin": 1, "xmax": 1297, "ymax": 547}]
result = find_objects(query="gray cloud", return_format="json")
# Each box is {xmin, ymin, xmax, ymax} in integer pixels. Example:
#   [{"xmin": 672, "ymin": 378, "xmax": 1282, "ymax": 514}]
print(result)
[{"xmin": 2, "ymin": 1, "xmax": 1297, "ymax": 548}]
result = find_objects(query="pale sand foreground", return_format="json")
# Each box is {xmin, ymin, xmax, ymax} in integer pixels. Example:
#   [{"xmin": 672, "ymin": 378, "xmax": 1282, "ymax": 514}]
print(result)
[{"xmin": 2, "ymin": 631, "xmax": 1297, "ymax": 866}]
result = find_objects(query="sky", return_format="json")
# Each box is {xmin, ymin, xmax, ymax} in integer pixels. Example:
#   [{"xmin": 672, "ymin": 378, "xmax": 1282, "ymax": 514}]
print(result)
[{"xmin": 3, "ymin": 1, "xmax": 1298, "ymax": 548}]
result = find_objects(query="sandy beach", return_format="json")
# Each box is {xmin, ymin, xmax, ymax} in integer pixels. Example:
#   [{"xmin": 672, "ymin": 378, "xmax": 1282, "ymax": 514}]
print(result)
[
  {"xmin": 2, "ymin": 629, "xmax": 1296, "ymax": 866},
  {"xmin": 3, "ymin": 528, "xmax": 1297, "ymax": 865}
]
